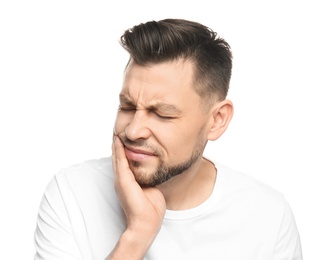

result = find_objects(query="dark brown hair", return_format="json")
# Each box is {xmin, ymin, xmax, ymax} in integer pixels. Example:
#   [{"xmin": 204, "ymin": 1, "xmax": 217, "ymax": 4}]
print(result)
[{"xmin": 120, "ymin": 19, "xmax": 232, "ymax": 102}]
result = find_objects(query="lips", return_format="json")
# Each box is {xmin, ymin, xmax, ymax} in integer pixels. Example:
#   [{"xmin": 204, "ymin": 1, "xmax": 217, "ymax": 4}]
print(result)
[{"xmin": 124, "ymin": 145, "xmax": 156, "ymax": 161}]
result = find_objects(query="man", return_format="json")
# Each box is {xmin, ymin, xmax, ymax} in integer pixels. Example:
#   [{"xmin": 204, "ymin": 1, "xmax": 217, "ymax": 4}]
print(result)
[{"xmin": 34, "ymin": 19, "xmax": 302, "ymax": 260}]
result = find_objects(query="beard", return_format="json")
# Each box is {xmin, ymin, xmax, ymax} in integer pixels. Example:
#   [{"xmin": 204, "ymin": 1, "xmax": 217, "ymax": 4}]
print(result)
[{"xmin": 120, "ymin": 129, "xmax": 207, "ymax": 187}]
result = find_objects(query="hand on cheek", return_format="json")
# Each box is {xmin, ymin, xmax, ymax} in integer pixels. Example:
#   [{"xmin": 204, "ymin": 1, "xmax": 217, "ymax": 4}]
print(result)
[{"xmin": 112, "ymin": 134, "xmax": 166, "ymax": 234}]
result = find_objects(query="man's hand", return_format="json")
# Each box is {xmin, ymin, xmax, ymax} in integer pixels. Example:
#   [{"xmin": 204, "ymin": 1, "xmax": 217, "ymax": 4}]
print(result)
[{"xmin": 107, "ymin": 135, "xmax": 166, "ymax": 259}]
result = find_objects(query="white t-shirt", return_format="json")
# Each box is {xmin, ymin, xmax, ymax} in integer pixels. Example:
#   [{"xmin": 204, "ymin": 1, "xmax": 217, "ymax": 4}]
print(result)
[{"xmin": 34, "ymin": 157, "xmax": 302, "ymax": 260}]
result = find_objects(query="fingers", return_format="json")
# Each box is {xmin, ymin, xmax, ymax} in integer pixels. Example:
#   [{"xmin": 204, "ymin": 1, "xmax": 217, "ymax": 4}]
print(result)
[
  {"xmin": 112, "ymin": 134, "xmax": 135, "ymax": 183},
  {"xmin": 112, "ymin": 135, "xmax": 124, "ymax": 170}
]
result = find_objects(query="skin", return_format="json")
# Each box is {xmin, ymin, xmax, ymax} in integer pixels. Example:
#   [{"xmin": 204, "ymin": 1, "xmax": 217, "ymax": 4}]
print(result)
[{"xmin": 107, "ymin": 59, "xmax": 233, "ymax": 259}]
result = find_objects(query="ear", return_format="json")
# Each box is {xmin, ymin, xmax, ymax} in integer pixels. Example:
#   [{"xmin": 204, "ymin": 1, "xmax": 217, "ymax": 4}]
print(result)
[{"xmin": 207, "ymin": 99, "xmax": 234, "ymax": 141}]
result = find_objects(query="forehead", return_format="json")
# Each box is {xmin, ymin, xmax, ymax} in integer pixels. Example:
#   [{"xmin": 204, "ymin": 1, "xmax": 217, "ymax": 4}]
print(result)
[{"xmin": 120, "ymin": 59, "xmax": 201, "ymax": 107}]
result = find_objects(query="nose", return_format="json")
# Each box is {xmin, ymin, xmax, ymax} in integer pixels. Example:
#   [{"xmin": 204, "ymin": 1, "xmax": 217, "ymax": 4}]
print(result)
[{"xmin": 125, "ymin": 110, "xmax": 151, "ymax": 141}]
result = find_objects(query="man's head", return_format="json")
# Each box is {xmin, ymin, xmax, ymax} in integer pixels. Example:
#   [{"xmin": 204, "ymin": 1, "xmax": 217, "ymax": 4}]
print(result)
[
  {"xmin": 114, "ymin": 19, "xmax": 234, "ymax": 187},
  {"xmin": 120, "ymin": 18, "xmax": 232, "ymax": 107}
]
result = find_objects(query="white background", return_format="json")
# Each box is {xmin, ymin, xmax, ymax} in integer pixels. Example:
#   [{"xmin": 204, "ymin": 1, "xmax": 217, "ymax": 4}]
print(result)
[{"xmin": 1, "ymin": 0, "xmax": 323, "ymax": 259}]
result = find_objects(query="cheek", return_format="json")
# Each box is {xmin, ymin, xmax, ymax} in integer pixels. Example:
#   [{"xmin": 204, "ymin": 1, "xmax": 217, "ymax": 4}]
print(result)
[{"xmin": 156, "ymin": 124, "xmax": 199, "ymax": 157}]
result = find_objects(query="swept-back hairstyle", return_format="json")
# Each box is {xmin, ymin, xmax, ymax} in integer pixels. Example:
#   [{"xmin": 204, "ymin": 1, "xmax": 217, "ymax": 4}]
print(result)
[{"xmin": 120, "ymin": 19, "xmax": 232, "ymax": 103}]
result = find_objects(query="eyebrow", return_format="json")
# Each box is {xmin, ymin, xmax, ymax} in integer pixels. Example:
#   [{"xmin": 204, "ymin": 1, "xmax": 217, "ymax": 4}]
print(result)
[
  {"xmin": 119, "ymin": 94, "xmax": 182, "ymax": 114},
  {"xmin": 119, "ymin": 94, "xmax": 134, "ymax": 106}
]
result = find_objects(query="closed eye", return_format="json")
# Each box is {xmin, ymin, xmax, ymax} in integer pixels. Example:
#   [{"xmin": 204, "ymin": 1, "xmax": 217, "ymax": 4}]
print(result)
[
  {"xmin": 153, "ymin": 111, "xmax": 176, "ymax": 120},
  {"xmin": 158, "ymin": 115, "xmax": 174, "ymax": 120},
  {"xmin": 118, "ymin": 105, "xmax": 136, "ymax": 111}
]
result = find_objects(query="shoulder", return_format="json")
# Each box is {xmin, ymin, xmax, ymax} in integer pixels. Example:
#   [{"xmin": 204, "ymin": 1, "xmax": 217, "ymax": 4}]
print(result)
[
  {"xmin": 215, "ymin": 162, "xmax": 300, "ymax": 236},
  {"xmin": 44, "ymin": 157, "xmax": 114, "ymax": 204},
  {"xmin": 35, "ymin": 157, "xmax": 118, "ymax": 259},
  {"xmin": 55, "ymin": 156, "xmax": 113, "ymax": 184},
  {"xmin": 214, "ymin": 162, "xmax": 292, "ymax": 221},
  {"xmin": 57, "ymin": 156, "xmax": 112, "ymax": 177},
  {"xmin": 205, "ymin": 162, "xmax": 303, "ymax": 258}
]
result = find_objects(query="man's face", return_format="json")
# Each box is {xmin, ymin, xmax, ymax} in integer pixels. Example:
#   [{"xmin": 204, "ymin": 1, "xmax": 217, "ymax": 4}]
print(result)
[{"xmin": 114, "ymin": 59, "xmax": 211, "ymax": 187}]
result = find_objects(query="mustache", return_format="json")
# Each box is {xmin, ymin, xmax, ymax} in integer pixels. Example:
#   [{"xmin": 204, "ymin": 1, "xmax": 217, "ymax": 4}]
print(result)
[{"xmin": 119, "ymin": 135, "xmax": 161, "ymax": 155}]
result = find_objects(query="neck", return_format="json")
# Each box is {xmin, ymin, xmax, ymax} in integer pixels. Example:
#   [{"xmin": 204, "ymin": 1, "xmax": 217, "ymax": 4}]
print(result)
[{"xmin": 157, "ymin": 157, "xmax": 216, "ymax": 210}]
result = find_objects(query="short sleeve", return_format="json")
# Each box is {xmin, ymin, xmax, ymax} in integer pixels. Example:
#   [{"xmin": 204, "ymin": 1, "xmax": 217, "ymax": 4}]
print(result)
[
  {"xmin": 272, "ymin": 201, "xmax": 303, "ymax": 260},
  {"xmin": 34, "ymin": 172, "xmax": 83, "ymax": 260}
]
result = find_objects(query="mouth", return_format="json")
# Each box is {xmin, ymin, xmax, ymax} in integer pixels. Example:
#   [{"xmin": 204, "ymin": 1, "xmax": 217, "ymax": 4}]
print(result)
[{"xmin": 124, "ymin": 145, "xmax": 157, "ymax": 161}]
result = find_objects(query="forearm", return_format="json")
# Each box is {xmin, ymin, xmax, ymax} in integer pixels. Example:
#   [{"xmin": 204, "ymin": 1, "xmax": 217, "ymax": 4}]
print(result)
[{"xmin": 106, "ymin": 229, "xmax": 157, "ymax": 260}]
